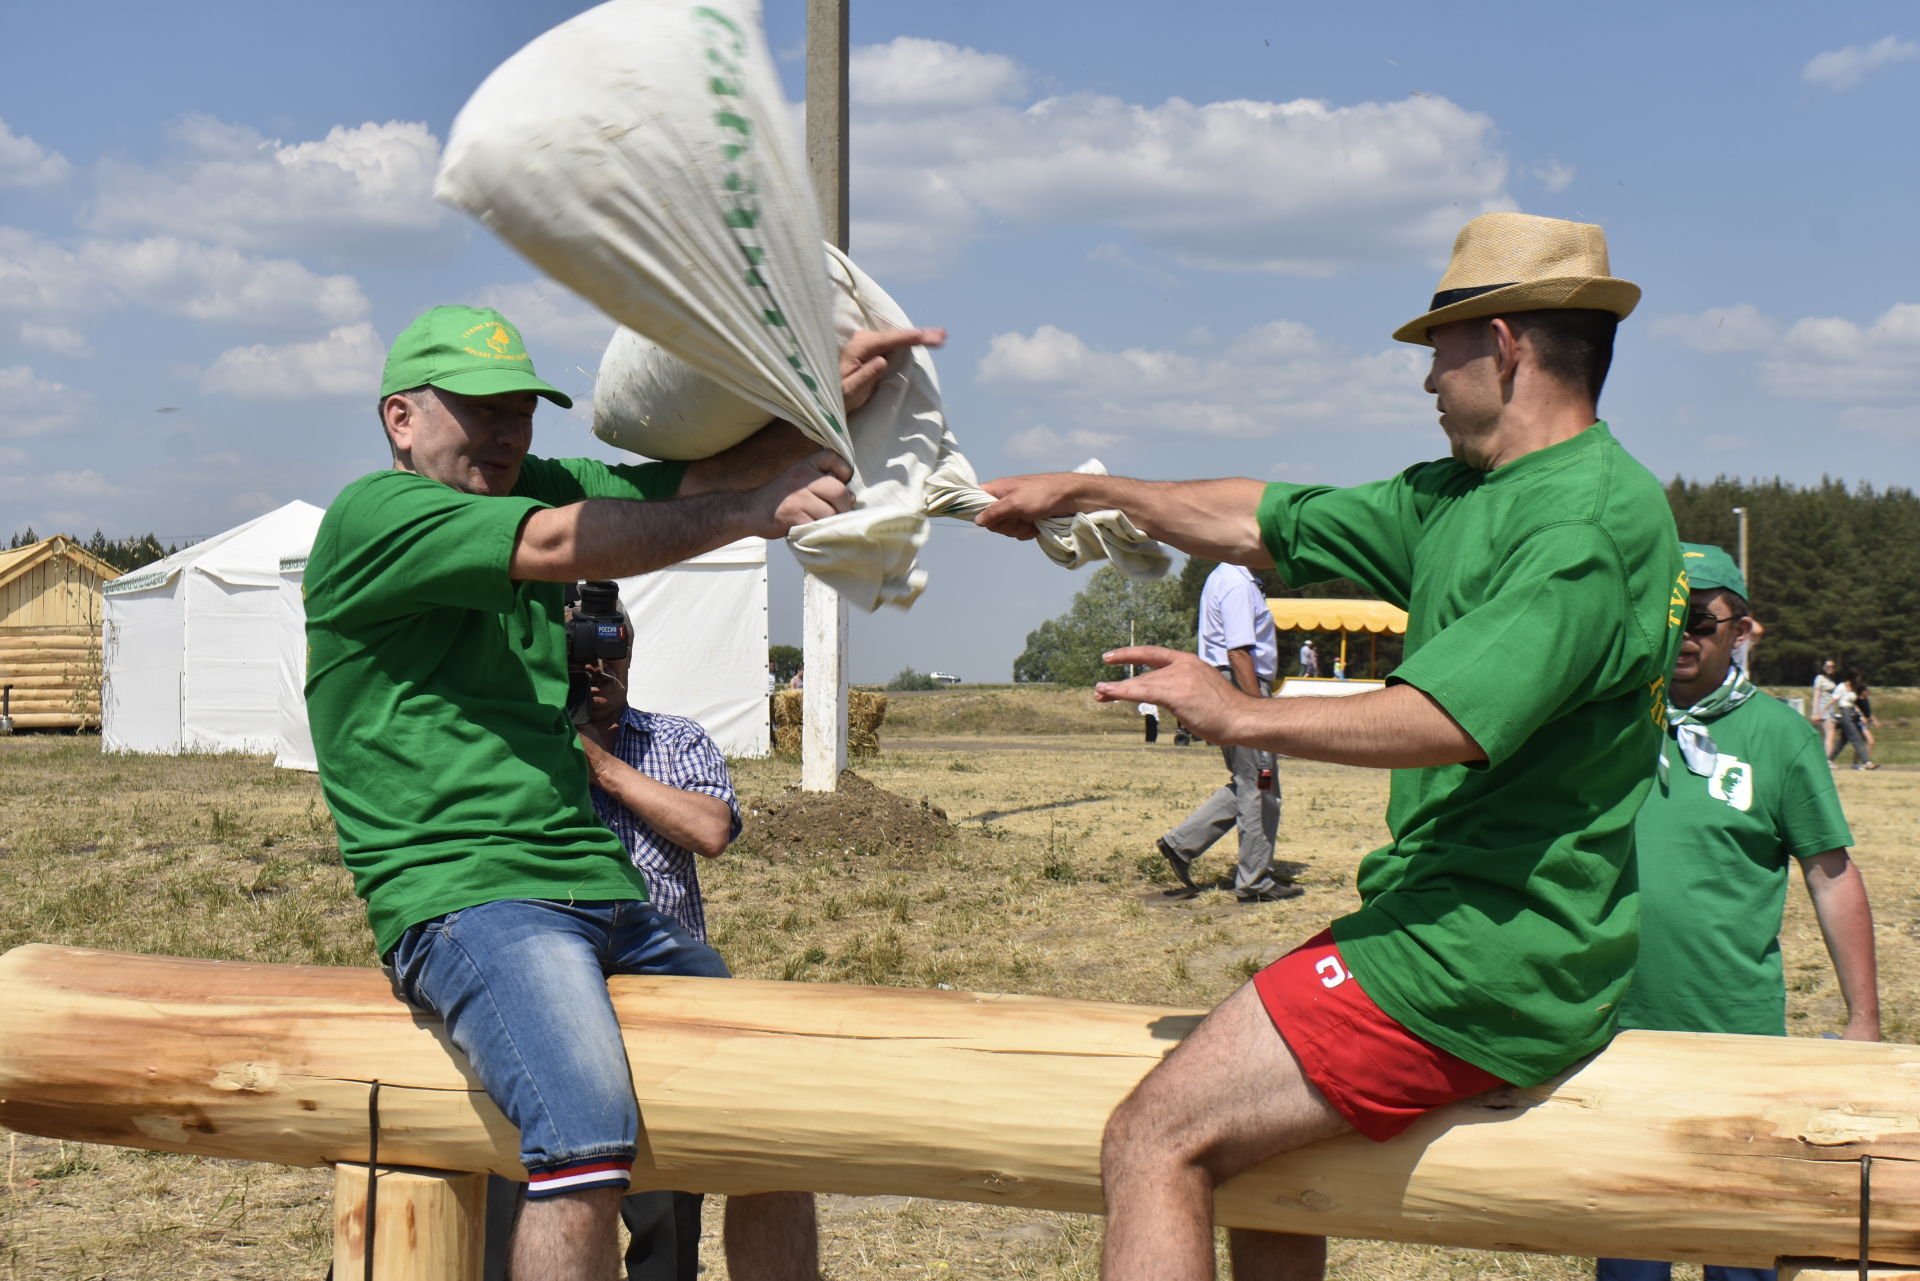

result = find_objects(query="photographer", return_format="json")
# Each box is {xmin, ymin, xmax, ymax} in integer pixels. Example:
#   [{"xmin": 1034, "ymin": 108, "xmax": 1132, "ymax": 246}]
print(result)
[
  {"xmin": 486, "ymin": 583, "xmax": 750, "ymax": 1281},
  {"xmin": 305, "ymin": 304, "xmax": 939, "ymax": 1281}
]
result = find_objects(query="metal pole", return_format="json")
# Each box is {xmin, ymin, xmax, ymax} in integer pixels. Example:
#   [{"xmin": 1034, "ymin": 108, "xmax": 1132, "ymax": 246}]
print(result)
[
  {"xmin": 800, "ymin": 0, "xmax": 850, "ymax": 792},
  {"xmin": 1731, "ymin": 506, "xmax": 1750, "ymax": 593}
]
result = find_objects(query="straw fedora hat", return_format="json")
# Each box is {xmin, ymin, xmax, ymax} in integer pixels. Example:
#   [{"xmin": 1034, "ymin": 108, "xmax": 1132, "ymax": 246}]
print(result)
[{"xmin": 1392, "ymin": 212, "xmax": 1640, "ymax": 346}]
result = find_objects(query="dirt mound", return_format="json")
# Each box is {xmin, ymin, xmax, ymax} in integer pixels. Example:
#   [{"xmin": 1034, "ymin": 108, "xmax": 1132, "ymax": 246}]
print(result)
[{"xmin": 735, "ymin": 771, "xmax": 952, "ymax": 865}]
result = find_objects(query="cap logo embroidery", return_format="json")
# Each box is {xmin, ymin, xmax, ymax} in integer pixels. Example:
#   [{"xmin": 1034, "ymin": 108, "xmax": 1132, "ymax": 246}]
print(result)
[{"xmin": 461, "ymin": 321, "xmax": 525, "ymax": 361}]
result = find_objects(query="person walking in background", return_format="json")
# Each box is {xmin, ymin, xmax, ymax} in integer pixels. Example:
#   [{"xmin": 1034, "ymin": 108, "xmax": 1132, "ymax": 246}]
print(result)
[
  {"xmin": 1298, "ymin": 638, "xmax": 1319, "ymax": 678},
  {"xmin": 1153, "ymin": 562, "xmax": 1296, "ymax": 903},
  {"xmin": 1139, "ymin": 701, "xmax": 1160, "ymax": 743},
  {"xmin": 1858, "ymin": 678, "xmax": 1879, "ymax": 756},
  {"xmin": 1596, "ymin": 543, "xmax": 1878, "ymax": 1281},
  {"xmin": 1828, "ymin": 668, "xmax": 1878, "ymax": 770},
  {"xmin": 1811, "ymin": 658, "xmax": 1839, "ymax": 756}
]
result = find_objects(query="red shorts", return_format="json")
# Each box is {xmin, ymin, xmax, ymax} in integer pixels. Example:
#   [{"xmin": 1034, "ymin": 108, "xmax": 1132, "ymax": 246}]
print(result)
[{"xmin": 1251, "ymin": 929, "xmax": 1506, "ymax": 1141}]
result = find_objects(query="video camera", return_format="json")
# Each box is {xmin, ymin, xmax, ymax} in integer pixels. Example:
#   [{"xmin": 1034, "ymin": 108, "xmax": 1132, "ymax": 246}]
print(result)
[{"xmin": 564, "ymin": 580, "xmax": 632, "ymax": 718}]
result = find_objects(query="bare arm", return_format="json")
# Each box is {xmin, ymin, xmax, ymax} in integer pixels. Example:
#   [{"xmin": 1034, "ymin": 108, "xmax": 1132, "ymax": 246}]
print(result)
[
  {"xmin": 1226, "ymin": 646, "xmax": 1261, "ymax": 698},
  {"xmin": 1096, "ymin": 646, "xmax": 1484, "ymax": 769},
  {"xmin": 510, "ymin": 450, "xmax": 852, "ymax": 581},
  {"xmin": 1801, "ymin": 849, "xmax": 1880, "ymax": 1041},
  {"xmin": 974, "ymin": 474, "xmax": 1274, "ymax": 567},
  {"xmin": 579, "ymin": 731, "xmax": 733, "ymax": 858}
]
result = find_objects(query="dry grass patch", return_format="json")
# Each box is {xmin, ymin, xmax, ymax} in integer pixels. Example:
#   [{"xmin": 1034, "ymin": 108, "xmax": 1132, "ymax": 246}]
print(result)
[{"xmin": 5, "ymin": 704, "xmax": 1920, "ymax": 1280}]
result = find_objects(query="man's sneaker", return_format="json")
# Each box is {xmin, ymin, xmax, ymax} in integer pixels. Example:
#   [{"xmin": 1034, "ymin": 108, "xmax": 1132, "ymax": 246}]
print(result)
[
  {"xmin": 1236, "ymin": 883, "xmax": 1304, "ymax": 903},
  {"xmin": 1156, "ymin": 838, "xmax": 1199, "ymax": 892}
]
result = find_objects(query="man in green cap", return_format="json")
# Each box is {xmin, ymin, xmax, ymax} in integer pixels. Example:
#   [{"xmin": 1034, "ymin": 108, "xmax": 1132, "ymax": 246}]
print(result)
[
  {"xmin": 975, "ymin": 211, "xmax": 1684, "ymax": 1281},
  {"xmin": 1595, "ymin": 543, "xmax": 1878, "ymax": 1281},
  {"xmin": 304, "ymin": 304, "xmax": 939, "ymax": 1281}
]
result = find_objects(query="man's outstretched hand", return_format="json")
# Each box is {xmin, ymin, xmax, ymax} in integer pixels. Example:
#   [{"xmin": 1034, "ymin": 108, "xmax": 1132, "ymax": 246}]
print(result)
[
  {"xmin": 841, "ymin": 327, "xmax": 945, "ymax": 413},
  {"xmin": 972, "ymin": 473, "xmax": 1087, "ymax": 542},
  {"xmin": 1095, "ymin": 647, "xmax": 1252, "ymax": 745}
]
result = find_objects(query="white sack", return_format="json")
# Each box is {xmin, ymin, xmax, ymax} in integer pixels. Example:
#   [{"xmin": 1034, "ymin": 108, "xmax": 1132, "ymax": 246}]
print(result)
[
  {"xmin": 598, "ymin": 246, "xmax": 1170, "ymax": 607},
  {"xmin": 436, "ymin": 0, "xmax": 852, "ymax": 462}
]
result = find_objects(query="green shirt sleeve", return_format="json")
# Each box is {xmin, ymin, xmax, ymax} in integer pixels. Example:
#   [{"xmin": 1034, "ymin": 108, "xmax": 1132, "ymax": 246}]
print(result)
[
  {"xmin": 1392, "ymin": 520, "xmax": 1650, "ymax": 766},
  {"xmin": 1255, "ymin": 471, "xmax": 1425, "ymax": 604},
  {"xmin": 1777, "ymin": 717, "xmax": 1856, "ymax": 858},
  {"xmin": 515, "ymin": 454, "xmax": 689, "ymax": 504},
  {"xmin": 323, "ymin": 472, "xmax": 542, "ymax": 622}
]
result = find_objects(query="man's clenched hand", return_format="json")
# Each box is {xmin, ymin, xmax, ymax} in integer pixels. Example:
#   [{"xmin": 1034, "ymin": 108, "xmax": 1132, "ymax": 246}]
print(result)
[{"xmin": 753, "ymin": 449, "xmax": 856, "ymax": 537}]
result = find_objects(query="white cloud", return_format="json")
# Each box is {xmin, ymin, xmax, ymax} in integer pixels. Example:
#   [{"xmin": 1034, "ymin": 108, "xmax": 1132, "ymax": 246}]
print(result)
[
  {"xmin": 1675, "ymin": 301, "xmax": 1920, "ymax": 425},
  {"xmin": 1802, "ymin": 36, "xmax": 1918, "ymax": 92},
  {"xmin": 0, "ymin": 119, "xmax": 70, "ymax": 188},
  {"xmin": 200, "ymin": 322, "xmax": 386, "ymax": 400},
  {"xmin": 6, "ymin": 321, "xmax": 92, "ymax": 358},
  {"xmin": 0, "ymin": 227, "xmax": 368, "ymax": 332},
  {"xmin": 977, "ymin": 320, "xmax": 1431, "ymax": 452},
  {"xmin": 1004, "ymin": 423, "xmax": 1124, "ymax": 461},
  {"xmin": 0, "ymin": 365, "xmax": 88, "ymax": 438},
  {"xmin": 1531, "ymin": 159, "xmax": 1576, "ymax": 193},
  {"xmin": 89, "ymin": 116, "xmax": 454, "ymax": 260},
  {"xmin": 1763, "ymin": 303, "xmax": 1920, "ymax": 401},
  {"xmin": 850, "ymin": 37, "xmax": 1029, "ymax": 110},
  {"xmin": 848, "ymin": 39, "xmax": 1514, "ymax": 281},
  {"xmin": 1652, "ymin": 304, "xmax": 1781, "ymax": 353}
]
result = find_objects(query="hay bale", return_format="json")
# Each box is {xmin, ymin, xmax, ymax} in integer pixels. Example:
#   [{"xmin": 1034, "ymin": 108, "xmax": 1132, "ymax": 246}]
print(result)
[{"xmin": 769, "ymin": 689, "xmax": 887, "ymax": 758}]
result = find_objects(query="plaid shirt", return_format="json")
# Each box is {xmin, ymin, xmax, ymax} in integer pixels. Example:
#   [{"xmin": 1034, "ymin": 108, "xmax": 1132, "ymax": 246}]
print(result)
[{"xmin": 588, "ymin": 707, "xmax": 741, "ymax": 943}]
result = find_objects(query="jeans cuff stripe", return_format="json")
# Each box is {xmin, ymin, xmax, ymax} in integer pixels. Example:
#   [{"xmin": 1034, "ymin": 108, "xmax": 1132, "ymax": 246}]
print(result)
[{"xmin": 526, "ymin": 1160, "xmax": 633, "ymax": 1198}]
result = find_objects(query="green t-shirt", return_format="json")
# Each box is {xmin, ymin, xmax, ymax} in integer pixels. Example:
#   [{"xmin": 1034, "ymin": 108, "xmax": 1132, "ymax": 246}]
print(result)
[
  {"xmin": 1256, "ymin": 422, "xmax": 1684, "ymax": 1086},
  {"xmin": 305, "ymin": 454, "xmax": 688, "ymax": 956},
  {"xmin": 1620, "ymin": 692, "xmax": 1853, "ymax": 1036}
]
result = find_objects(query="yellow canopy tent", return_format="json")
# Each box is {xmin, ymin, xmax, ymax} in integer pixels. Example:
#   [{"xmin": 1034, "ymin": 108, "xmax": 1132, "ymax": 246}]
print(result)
[{"xmin": 1266, "ymin": 598, "xmax": 1408, "ymax": 680}]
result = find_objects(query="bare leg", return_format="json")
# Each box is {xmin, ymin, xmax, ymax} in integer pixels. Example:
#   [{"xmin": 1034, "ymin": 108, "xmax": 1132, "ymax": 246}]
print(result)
[
  {"xmin": 1101, "ymin": 983, "xmax": 1350, "ymax": 1281},
  {"xmin": 511, "ymin": 1185, "xmax": 623, "ymax": 1281},
  {"xmin": 723, "ymin": 1190, "xmax": 819, "ymax": 1281}
]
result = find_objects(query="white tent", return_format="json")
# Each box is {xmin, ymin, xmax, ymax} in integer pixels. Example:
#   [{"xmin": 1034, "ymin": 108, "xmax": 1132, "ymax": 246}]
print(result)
[
  {"xmin": 102, "ymin": 501, "xmax": 327, "ymax": 755},
  {"xmin": 274, "ymin": 555, "xmax": 316, "ymax": 771},
  {"xmin": 107, "ymin": 503, "xmax": 771, "ymax": 761},
  {"xmin": 616, "ymin": 537, "xmax": 770, "ymax": 758}
]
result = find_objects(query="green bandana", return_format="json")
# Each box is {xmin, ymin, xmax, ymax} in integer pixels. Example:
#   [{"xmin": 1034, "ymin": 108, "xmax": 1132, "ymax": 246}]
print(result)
[{"xmin": 1659, "ymin": 664, "xmax": 1758, "ymax": 782}]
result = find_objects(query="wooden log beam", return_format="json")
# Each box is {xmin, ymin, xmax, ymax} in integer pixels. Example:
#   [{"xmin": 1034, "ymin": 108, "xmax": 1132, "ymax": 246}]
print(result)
[{"xmin": 1, "ymin": 944, "xmax": 1915, "ymax": 1268}]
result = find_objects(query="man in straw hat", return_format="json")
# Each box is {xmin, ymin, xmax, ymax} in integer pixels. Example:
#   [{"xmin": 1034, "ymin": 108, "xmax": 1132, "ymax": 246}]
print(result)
[
  {"xmin": 305, "ymin": 304, "xmax": 939, "ymax": 1281},
  {"xmin": 1595, "ymin": 543, "xmax": 1877, "ymax": 1281},
  {"xmin": 977, "ymin": 211, "xmax": 1685, "ymax": 1280}
]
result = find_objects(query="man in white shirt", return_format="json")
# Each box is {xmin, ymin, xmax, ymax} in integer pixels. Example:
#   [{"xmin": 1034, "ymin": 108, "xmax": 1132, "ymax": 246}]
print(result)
[
  {"xmin": 1811, "ymin": 657, "xmax": 1838, "ymax": 756},
  {"xmin": 1156, "ymin": 563, "xmax": 1297, "ymax": 902}
]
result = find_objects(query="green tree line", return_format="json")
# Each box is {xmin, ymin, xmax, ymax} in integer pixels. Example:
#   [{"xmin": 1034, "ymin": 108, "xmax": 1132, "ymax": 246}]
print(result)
[
  {"xmin": 7, "ymin": 528, "xmax": 179, "ymax": 574},
  {"xmin": 1014, "ymin": 476, "xmax": 1919, "ymax": 687}
]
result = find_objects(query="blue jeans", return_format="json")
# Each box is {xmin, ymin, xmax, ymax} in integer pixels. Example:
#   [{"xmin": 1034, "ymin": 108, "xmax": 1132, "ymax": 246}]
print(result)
[
  {"xmin": 1597, "ymin": 1259, "xmax": 1775, "ymax": 1281},
  {"xmin": 387, "ymin": 898, "xmax": 729, "ymax": 1187}
]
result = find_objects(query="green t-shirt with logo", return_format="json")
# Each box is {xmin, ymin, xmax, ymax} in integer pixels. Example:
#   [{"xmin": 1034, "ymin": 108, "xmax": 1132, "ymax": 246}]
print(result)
[
  {"xmin": 305, "ymin": 454, "xmax": 687, "ymax": 957},
  {"xmin": 1620, "ymin": 692, "xmax": 1853, "ymax": 1036},
  {"xmin": 1257, "ymin": 422, "xmax": 1684, "ymax": 1086}
]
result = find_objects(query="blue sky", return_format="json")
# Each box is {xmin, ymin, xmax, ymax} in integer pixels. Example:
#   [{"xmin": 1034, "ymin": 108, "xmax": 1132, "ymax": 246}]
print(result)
[{"xmin": 4, "ymin": 1, "xmax": 1918, "ymax": 682}]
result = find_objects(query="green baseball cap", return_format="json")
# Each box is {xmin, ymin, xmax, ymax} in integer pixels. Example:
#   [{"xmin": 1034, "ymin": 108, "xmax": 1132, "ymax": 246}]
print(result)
[
  {"xmin": 1680, "ymin": 542, "xmax": 1747, "ymax": 599},
  {"xmin": 379, "ymin": 305, "xmax": 572, "ymax": 408}
]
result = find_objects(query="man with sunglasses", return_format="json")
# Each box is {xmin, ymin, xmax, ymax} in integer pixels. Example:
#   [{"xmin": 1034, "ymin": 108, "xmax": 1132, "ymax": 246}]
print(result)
[{"xmin": 1596, "ymin": 543, "xmax": 1879, "ymax": 1281}]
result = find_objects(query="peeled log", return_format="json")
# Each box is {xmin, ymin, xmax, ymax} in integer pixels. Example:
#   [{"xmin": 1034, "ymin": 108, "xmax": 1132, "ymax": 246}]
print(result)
[{"xmin": 0, "ymin": 944, "xmax": 1915, "ymax": 1268}]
